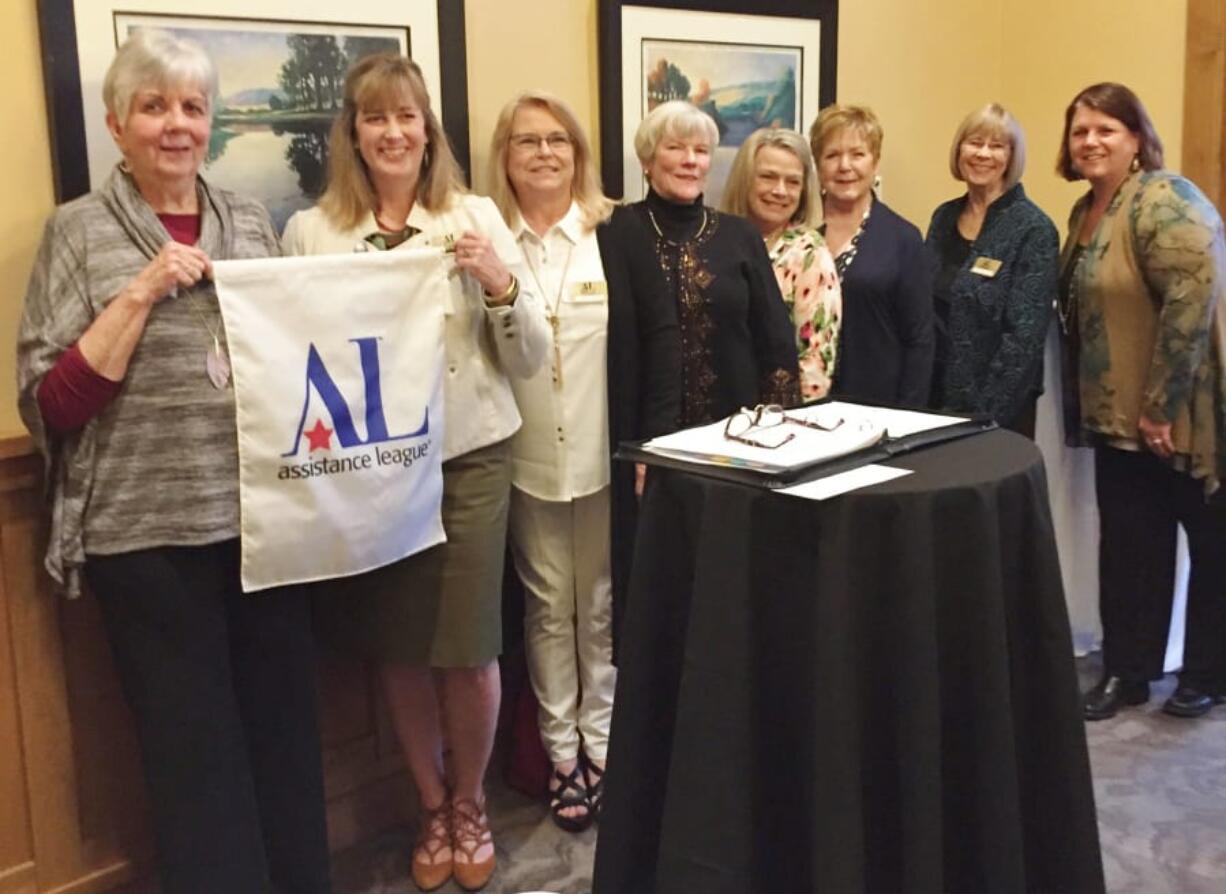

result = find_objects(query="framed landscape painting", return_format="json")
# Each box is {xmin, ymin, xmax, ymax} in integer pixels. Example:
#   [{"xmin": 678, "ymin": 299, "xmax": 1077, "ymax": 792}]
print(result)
[
  {"xmin": 37, "ymin": 0, "xmax": 469, "ymax": 231},
  {"xmin": 599, "ymin": 0, "xmax": 838, "ymax": 205}
]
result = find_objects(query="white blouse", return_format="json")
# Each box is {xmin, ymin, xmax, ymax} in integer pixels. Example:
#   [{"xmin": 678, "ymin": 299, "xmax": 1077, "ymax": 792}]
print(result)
[{"xmin": 509, "ymin": 202, "xmax": 610, "ymax": 501}]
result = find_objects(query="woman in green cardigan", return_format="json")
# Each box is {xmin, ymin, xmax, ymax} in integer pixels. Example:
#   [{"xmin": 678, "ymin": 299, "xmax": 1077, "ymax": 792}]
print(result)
[{"xmin": 1057, "ymin": 82, "xmax": 1226, "ymax": 722}]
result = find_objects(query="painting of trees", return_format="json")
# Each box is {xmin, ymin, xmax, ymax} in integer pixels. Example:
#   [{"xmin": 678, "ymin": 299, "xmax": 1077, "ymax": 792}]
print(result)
[{"xmin": 278, "ymin": 35, "xmax": 346, "ymax": 111}]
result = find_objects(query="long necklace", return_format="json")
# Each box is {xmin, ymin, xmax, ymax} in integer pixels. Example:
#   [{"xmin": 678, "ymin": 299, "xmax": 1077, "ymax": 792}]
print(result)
[
  {"xmin": 1058, "ymin": 245, "xmax": 1089, "ymax": 336},
  {"xmin": 156, "ymin": 209, "xmax": 228, "ymax": 388},
  {"xmin": 523, "ymin": 239, "xmax": 575, "ymax": 389},
  {"xmin": 183, "ymin": 288, "xmax": 230, "ymax": 389}
]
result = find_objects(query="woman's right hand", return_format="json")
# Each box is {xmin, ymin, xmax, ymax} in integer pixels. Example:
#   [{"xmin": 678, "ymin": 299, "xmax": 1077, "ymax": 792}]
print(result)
[
  {"xmin": 127, "ymin": 242, "xmax": 213, "ymax": 305},
  {"xmin": 76, "ymin": 242, "xmax": 214, "ymax": 382}
]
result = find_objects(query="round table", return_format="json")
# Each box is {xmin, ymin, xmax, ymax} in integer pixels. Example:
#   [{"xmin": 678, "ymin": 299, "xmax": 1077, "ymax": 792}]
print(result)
[{"xmin": 593, "ymin": 430, "xmax": 1105, "ymax": 894}]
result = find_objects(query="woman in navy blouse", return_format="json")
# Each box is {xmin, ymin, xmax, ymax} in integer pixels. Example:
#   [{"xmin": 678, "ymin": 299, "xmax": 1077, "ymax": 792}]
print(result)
[
  {"xmin": 925, "ymin": 103, "xmax": 1058, "ymax": 435},
  {"xmin": 809, "ymin": 105, "xmax": 933, "ymax": 406}
]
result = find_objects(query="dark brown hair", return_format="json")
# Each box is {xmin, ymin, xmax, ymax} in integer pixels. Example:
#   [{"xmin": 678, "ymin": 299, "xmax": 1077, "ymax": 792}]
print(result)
[{"xmin": 1056, "ymin": 82, "xmax": 1164, "ymax": 181}]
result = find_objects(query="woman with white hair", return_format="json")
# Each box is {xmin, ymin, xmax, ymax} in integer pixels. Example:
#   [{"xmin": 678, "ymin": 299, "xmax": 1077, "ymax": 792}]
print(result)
[
  {"xmin": 623, "ymin": 100, "xmax": 798, "ymax": 428},
  {"xmin": 593, "ymin": 101, "xmax": 794, "ymax": 662},
  {"xmin": 16, "ymin": 29, "xmax": 330, "ymax": 892},
  {"xmin": 723, "ymin": 128, "xmax": 842, "ymax": 400},
  {"xmin": 925, "ymin": 103, "xmax": 1058, "ymax": 434}
]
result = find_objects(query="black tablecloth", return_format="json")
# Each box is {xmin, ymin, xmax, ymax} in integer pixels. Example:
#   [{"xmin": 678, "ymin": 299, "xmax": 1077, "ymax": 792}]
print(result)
[{"xmin": 592, "ymin": 430, "xmax": 1105, "ymax": 894}]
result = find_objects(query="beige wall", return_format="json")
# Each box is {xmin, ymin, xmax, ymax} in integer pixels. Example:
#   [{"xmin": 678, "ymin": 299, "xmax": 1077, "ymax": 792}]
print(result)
[
  {"xmin": 1000, "ymin": 0, "xmax": 1188, "ymax": 233},
  {"xmin": 1, "ymin": 1, "xmax": 55, "ymax": 436},
  {"xmin": 0, "ymin": 0, "xmax": 1192, "ymax": 435}
]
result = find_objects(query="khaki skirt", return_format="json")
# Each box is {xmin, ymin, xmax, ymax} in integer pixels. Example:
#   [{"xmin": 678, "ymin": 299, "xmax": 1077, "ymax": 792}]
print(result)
[{"xmin": 315, "ymin": 439, "xmax": 511, "ymax": 667}]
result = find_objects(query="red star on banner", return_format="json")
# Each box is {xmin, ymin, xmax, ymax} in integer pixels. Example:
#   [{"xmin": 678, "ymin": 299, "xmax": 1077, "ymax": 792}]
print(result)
[{"xmin": 305, "ymin": 419, "xmax": 333, "ymax": 452}]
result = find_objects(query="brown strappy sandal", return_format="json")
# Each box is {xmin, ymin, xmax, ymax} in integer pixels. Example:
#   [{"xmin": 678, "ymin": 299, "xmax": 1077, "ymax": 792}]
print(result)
[
  {"xmin": 451, "ymin": 797, "xmax": 496, "ymax": 891},
  {"xmin": 411, "ymin": 800, "xmax": 452, "ymax": 892}
]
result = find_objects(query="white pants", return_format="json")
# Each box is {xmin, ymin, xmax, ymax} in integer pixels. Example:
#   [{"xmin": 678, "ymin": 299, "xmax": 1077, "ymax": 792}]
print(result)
[{"xmin": 509, "ymin": 486, "xmax": 617, "ymax": 763}]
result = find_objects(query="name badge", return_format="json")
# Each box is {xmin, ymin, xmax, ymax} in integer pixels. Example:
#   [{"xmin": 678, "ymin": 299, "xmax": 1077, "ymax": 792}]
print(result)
[
  {"xmin": 971, "ymin": 256, "xmax": 1003, "ymax": 278},
  {"xmin": 568, "ymin": 280, "xmax": 608, "ymax": 301}
]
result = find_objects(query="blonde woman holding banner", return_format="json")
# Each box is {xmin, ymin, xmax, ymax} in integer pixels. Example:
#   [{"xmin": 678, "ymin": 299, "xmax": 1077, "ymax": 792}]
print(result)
[{"xmin": 283, "ymin": 53, "xmax": 548, "ymax": 892}]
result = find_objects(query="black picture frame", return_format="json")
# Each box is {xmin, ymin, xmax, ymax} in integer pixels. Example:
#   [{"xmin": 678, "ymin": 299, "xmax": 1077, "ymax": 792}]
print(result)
[
  {"xmin": 598, "ymin": 0, "xmax": 838, "ymax": 199},
  {"xmin": 34, "ymin": 0, "xmax": 470, "ymax": 205}
]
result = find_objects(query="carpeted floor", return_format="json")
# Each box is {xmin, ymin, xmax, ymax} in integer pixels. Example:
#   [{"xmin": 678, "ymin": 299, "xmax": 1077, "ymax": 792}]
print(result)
[{"xmin": 333, "ymin": 656, "xmax": 1226, "ymax": 893}]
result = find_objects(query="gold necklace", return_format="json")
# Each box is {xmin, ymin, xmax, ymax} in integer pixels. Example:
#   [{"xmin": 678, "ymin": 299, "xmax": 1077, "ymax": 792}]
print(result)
[
  {"xmin": 646, "ymin": 206, "xmax": 708, "ymax": 243},
  {"xmin": 522, "ymin": 238, "xmax": 575, "ymax": 389}
]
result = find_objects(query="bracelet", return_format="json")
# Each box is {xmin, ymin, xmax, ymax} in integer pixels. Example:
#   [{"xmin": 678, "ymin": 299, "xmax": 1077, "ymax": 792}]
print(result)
[{"xmin": 484, "ymin": 274, "xmax": 519, "ymax": 306}]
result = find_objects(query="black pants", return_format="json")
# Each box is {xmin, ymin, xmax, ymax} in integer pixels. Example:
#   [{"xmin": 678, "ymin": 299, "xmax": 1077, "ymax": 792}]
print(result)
[
  {"xmin": 86, "ymin": 540, "xmax": 331, "ymax": 894},
  {"xmin": 1003, "ymin": 393, "xmax": 1038, "ymax": 439},
  {"xmin": 1095, "ymin": 447, "xmax": 1226, "ymax": 692}
]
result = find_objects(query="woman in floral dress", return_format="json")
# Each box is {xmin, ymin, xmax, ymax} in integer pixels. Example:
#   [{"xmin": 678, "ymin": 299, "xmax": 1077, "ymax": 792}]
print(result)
[{"xmin": 724, "ymin": 128, "xmax": 841, "ymax": 401}]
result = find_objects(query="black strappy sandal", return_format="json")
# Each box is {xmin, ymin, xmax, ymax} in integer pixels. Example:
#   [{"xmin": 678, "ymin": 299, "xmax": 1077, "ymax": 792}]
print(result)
[
  {"xmin": 583, "ymin": 758, "xmax": 605, "ymax": 820},
  {"xmin": 548, "ymin": 764, "xmax": 592, "ymax": 833}
]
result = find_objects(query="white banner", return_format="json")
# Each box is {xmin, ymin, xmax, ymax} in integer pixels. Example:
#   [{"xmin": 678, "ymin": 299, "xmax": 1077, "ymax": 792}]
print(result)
[{"xmin": 213, "ymin": 249, "xmax": 447, "ymax": 592}]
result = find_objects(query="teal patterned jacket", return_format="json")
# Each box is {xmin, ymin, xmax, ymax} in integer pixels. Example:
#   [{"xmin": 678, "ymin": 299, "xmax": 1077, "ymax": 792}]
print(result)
[
  {"xmin": 926, "ymin": 183, "xmax": 1059, "ymax": 424},
  {"xmin": 1060, "ymin": 170, "xmax": 1226, "ymax": 493}
]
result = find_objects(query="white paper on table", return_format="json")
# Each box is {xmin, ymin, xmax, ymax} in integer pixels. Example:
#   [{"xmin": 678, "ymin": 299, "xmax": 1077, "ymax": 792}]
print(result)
[
  {"xmin": 777, "ymin": 464, "xmax": 913, "ymax": 501},
  {"xmin": 821, "ymin": 402, "xmax": 967, "ymax": 438}
]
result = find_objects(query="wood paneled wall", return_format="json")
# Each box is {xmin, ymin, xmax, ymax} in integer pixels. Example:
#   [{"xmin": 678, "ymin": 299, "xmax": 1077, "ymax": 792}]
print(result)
[
  {"xmin": 1184, "ymin": 0, "xmax": 1226, "ymax": 209},
  {"xmin": 0, "ymin": 436, "xmax": 413, "ymax": 893}
]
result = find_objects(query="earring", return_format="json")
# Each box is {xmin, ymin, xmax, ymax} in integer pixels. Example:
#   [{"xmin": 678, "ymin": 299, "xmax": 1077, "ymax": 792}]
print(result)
[
  {"xmin": 423, "ymin": 146, "xmax": 431, "ymax": 170},
  {"xmin": 1130, "ymin": 155, "xmax": 1141, "ymax": 172}
]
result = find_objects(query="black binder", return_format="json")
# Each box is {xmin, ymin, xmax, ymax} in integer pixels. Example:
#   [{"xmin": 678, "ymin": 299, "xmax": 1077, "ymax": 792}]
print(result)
[{"xmin": 615, "ymin": 409, "xmax": 997, "ymax": 490}]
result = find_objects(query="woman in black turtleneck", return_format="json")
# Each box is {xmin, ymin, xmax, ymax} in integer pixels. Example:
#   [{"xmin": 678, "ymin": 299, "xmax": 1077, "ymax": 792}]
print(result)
[{"xmin": 600, "ymin": 100, "xmax": 798, "ymax": 638}]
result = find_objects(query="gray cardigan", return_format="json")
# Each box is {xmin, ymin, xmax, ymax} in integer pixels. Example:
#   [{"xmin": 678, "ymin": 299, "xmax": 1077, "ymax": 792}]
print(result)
[{"xmin": 16, "ymin": 166, "xmax": 279, "ymax": 595}]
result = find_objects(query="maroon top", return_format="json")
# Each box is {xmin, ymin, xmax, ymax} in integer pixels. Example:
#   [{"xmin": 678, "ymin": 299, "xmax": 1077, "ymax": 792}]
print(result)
[{"xmin": 36, "ymin": 213, "xmax": 202, "ymax": 433}]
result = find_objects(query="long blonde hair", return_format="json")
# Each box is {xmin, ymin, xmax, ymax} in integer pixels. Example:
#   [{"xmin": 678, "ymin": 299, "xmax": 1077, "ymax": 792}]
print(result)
[
  {"xmin": 318, "ymin": 52, "xmax": 466, "ymax": 229},
  {"xmin": 487, "ymin": 91, "xmax": 613, "ymax": 231}
]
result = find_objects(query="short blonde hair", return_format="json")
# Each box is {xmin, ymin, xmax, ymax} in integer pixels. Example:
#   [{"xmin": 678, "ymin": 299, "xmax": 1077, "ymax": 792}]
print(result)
[
  {"xmin": 488, "ymin": 91, "xmax": 613, "ymax": 231},
  {"xmin": 318, "ymin": 52, "xmax": 466, "ymax": 230},
  {"xmin": 949, "ymin": 103, "xmax": 1026, "ymax": 191},
  {"xmin": 104, "ymin": 28, "xmax": 217, "ymax": 123},
  {"xmin": 808, "ymin": 104, "xmax": 884, "ymax": 161},
  {"xmin": 721, "ymin": 128, "xmax": 819, "ymax": 228},
  {"xmin": 633, "ymin": 100, "xmax": 720, "ymax": 167}
]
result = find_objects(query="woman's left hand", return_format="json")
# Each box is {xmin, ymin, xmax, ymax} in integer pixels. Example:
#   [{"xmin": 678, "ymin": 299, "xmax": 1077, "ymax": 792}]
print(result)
[
  {"xmin": 1138, "ymin": 415, "xmax": 1174, "ymax": 458},
  {"xmin": 454, "ymin": 230, "xmax": 513, "ymax": 301}
]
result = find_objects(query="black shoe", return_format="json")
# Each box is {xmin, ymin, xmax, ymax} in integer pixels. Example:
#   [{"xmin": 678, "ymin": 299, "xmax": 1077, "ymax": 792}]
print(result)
[
  {"xmin": 1083, "ymin": 676, "xmax": 1149, "ymax": 721},
  {"xmin": 1161, "ymin": 685, "xmax": 1223, "ymax": 719}
]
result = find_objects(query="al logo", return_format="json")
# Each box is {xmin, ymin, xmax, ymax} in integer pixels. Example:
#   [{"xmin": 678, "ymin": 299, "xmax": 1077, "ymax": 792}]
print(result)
[{"xmin": 282, "ymin": 337, "xmax": 427, "ymax": 458}]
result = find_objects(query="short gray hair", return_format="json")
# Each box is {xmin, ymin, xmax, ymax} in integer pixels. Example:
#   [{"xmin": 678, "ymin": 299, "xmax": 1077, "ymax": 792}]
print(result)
[
  {"xmin": 633, "ymin": 100, "xmax": 720, "ymax": 166},
  {"xmin": 103, "ymin": 28, "xmax": 218, "ymax": 123},
  {"xmin": 949, "ymin": 103, "xmax": 1026, "ymax": 191}
]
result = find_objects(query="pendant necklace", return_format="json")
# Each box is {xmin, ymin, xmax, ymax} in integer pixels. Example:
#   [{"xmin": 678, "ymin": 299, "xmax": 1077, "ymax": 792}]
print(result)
[
  {"xmin": 183, "ymin": 288, "xmax": 231, "ymax": 389},
  {"xmin": 523, "ymin": 239, "xmax": 574, "ymax": 389}
]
